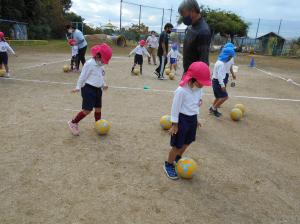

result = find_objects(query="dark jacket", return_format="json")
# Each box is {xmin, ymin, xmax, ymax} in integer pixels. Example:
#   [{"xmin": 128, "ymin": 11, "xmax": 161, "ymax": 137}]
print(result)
[{"xmin": 183, "ymin": 17, "xmax": 211, "ymax": 72}]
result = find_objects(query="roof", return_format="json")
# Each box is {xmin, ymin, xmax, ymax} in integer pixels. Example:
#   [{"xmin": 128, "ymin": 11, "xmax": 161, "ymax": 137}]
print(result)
[
  {"xmin": 257, "ymin": 32, "xmax": 285, "ymax": 40},
  {"xmin": 0, "ymin": 19, "xmax": 28, "ymax": 24}
]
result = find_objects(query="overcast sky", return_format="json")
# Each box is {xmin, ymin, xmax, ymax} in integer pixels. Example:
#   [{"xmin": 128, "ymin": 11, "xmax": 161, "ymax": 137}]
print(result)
[{"xmin": 70, "ymin": 0, "xmax": 300, "ymax": 38}]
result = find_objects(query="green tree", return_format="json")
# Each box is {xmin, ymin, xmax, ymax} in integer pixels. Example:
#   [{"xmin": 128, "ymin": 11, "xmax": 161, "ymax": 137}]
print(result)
[{"xmin": 177, "ymin": 6, "xmax": 249, "ymax": 42}]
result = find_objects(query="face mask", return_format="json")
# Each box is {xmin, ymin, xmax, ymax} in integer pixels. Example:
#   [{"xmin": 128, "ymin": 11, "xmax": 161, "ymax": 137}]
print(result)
[
  {"xmin": 152, "ymin": 34, "xmax": 155, "ymax": 37},
  {"xmin": 183, "ymin": 15, "xmax": 192, "ymax": 26},
  {"xmin": 96, "ymin": 59, "xmax": 104, "ymax": 66}
]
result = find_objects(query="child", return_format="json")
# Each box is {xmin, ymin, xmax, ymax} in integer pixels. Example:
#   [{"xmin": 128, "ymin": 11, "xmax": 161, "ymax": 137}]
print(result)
[
  {"xmin": 163, "ymin": 62, "xmax": 211, "ymax": 180},
  {"xmin": 167, "ymin": 43, "xmax": 182, "ymax": 75},
  {"xmin": 68, "ymin": 39, "xmax": 79, "ymax": 71},
  {"xmin": 223, "ymin": 43, "xmax": 236, "ymax": 87},
  {"xmin": 0, "ymin": 32, "xmax": 17, "ymax": 78},
  {"xmin": 129, "ymin": 40, "xmax": 150, "ymax": 75},
  {"xmin": 68, "ymin": 43, "xmax": 112, "ymax": 136},
  {"xmin": 209, "ymin": 47, "xmax": 235, "ymax": 117}
]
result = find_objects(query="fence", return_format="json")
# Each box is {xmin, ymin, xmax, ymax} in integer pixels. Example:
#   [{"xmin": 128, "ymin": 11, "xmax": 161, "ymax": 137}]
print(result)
[
  {"xmin": 120, "ymin": 0, "xmax": 178, "ymax": 32},
  {"xmin": 0, "ymin": 19, "xmax": 28, "ymax": 40}
]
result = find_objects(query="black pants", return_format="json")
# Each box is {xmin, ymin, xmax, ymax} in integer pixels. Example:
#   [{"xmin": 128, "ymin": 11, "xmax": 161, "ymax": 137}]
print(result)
[
  {"xmin": 77, "ymin": 46, "xmax": 87, "ymax": 70},
  {"xmin": 155, "ymin": 55, "xmax": 167, "ymax": 77}
]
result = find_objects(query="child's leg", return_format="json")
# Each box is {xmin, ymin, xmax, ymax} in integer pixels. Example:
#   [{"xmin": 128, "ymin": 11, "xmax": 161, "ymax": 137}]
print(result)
[
  {"xmin": 167, "ymin": 147, "xmax": 186, "ymax": 164},
  {"xmin": 4, "ymin": 64, "xmax": 9, "ymax": 73},
  {"xmin": 140, "ymin": 64, "xmax": 143, "ymax": 74},
  {"xmin": 214, "ymin": 97, "xmax": 228, "ymax": 108},
  {"xmin": 72, "ymin": 109, "xmax": 91, "ymax": 124},
  {"xmin": 71, "ymin": 56, "xmax": 74, "ymax": 70},
  {"xmin": 131, "ymin": 63, "xmax": 136, "ymax": 72},
  {"xmin": 94, "ymin": 107, "xmax": 102, "ymax": 122}
]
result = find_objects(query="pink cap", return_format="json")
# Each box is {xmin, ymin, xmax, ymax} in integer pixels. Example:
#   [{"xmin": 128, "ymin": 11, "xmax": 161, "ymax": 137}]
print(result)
[
  {"xmin": 179, "ymin": 62, "xmax": 211, "ymax": 87},
  {"xmin": 139, "ymin": 40, "xmax": 146, "ymax": 47},
  {"xmin": 91, "ymin": 43, "xmax": 112, "ymax": 64},
  {"xmin": 68, "ymin": 39, "xmax": 76, "ymax": 46},
  {"xmin": 0, "ymin": 32, "xmax": 4, "ymax": 38}
]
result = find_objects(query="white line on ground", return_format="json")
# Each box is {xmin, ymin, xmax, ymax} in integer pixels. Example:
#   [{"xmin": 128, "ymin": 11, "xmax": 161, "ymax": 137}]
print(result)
[
  {"xmin": 255, "ymin": 67, "xmax": 300, "ymax": 87},
  {"xmin": 1, "ymin": 77, "xmax": 300, "ymax": 103}
]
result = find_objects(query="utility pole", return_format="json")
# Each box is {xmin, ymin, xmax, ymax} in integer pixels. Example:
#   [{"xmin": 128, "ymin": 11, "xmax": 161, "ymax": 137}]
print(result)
[
  {"xmin": 170, "ymin": 8, "xmax": 173, "ymax": 23},
  {"xmin": 161, "ymin": 8, "xmax": 164, "ymax": 32},
  {"xmin": 278, "ymin": 19, "xmax": 282, "ymax": 35},
  {"xmin": 255, "ymin": 18, "xmax": 260, "ymax": 39},
  {"xmin": 139, "ymin": 5, "xmax": 142, "ymax": 29},
  {"xmin": 119, "ymin": 0, "xmax": 123, "ymax": 31}
]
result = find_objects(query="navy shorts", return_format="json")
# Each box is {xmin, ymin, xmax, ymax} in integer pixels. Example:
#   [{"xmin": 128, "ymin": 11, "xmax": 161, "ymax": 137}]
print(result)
[
  {"xmin": 134, "ymin": 54, "xmax": 143, "ymax": 65},
  {"xmin": 170, "ymin": 58, "xmax": 177, "ymax": 65},
  {"xmin": 224, "ymin": 73, "xmax": 229, "ymax": 86},
  {"xmin": 213, "ymin": 79, "xmax": 228, "ymax": 99},
  {"xmin": 170, "ymin": 113, "xmax": 198, "ymax": 149},
  {"xmin": 0, "ymin": 52, "xmax": 8, "ymax": 65},
  {"xmin": 81, "ymin": 84, "xmax": 102, "ymax": 111}
]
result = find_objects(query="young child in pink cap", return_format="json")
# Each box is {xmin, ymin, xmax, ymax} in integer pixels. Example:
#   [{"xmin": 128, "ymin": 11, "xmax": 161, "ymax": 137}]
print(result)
[
  {"xmin": 129, "ymin": 40, "xmax": 150, "ymax": 75},
  {"xmin": 163, "ymin": 61, "xmax": 211, "ymax": 180},
  {"xmin": 68, "ymin": 43, "xmax": 112, "ymax": 136},
  {"xmin": 0, "ymin": 31, "xmax": 17, "ymax": 78}
]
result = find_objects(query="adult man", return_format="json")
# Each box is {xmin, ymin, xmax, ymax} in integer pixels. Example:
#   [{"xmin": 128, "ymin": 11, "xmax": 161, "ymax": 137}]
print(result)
[
  {"xmin": 66, "ymin": 24, "xmax": 88, "ymax": 71},
  {"xmin": 146, "ymin": 31, "xmax": 159, "ymax": 65},
  {"xmin": 178, "ymin": 0, "xmax": 211, "ymax": 73},
  {"xmin": 155, "ymin": 23, "xmax": 173, "ymax": 80}
]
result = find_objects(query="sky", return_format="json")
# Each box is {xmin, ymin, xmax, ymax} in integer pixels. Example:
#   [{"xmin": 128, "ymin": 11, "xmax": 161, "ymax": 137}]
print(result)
[{"xmin": 70, "ymin": 0, "xmax": 300, "ymax": 39}]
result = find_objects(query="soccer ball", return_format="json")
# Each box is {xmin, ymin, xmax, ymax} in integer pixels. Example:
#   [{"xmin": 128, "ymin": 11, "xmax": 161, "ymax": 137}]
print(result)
[
  {"xmin": 168, "ymin": 72, "xmax": 175, "ymax": 80},
  {"xmin": 176, "ymin": 157, "xmax": 197, "ymax": 179},
  {"xmin": 164, "ymin": 68, "xmax": 171, "ymax": 75},
  {"xmin": 160, "ymin": 115, "xmax": 172, "ymax": 130},
  {"xmin": 133, "ymin": 68, "xmax": 140, "ymax": 75},
  {"xmin": 95, "ymin": 119, "xmax": 110, "ymax": 135},
  {"xmin": 230, "ymin": 108, "xmax": 243, "ymax": 121},
  {"xmin": 0, "ymin": 69, "xmax": 5, "ymax": 77},
  {"xmin": 234, "ymin": 104, "xmax": 245, "ymax": 116},
  {"xmin": 63, "ymin": 65, "xmax": 70, "ymax": 72}
]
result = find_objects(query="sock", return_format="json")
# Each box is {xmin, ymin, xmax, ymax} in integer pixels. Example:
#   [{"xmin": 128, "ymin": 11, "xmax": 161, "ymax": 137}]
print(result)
[
  {"xmin": 94, "ymin": 112, "xmax": 101, "ymax": 122},
  {"xmin": 72, "ymin": 111, "xmax": 87, "ymax": 124},
  {"xmin": 175, "ymin": 155, "xmax": 182, "ymax": 162},
  {"xmin": 140, "ymin": 66, "xmax": 142, "ymax": 74}
]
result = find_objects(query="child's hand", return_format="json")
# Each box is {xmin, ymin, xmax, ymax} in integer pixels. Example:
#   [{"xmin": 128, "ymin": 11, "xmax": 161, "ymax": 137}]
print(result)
[
  {"xmin": 103, "ymin": 85, "xmax": 108, "ymax": 90},
  {"xmin": 14, "ymin": 54, "xmax": 18, "ymax": 57},
  {"xmin": 232, "ymin": 74, "xmax": 236, "ymax": 80},
  {"xmin": 169, "ymin": 124, "xmax": 178, "ymax": 136},
  {"xmin": 128, "ymin": 54, "xmax": 131, "ymax": 57},
  {"xmin": 198, "ymin": 99, "xmax": 203, "ymax": 107},
  {"xmin": 197, "ymin": 121, "xmax": 202, "ymax": 129},
  {"xmin": 71, "ymin": 88, "xmax": 80, "ymax": 93},
  {"xmin": 221, "ymin": 87, "xmax": 226, "ymax": 92}
]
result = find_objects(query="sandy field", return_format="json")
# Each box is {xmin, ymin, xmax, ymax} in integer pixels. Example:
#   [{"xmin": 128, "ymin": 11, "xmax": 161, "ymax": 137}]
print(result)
[{"xmin": 0, "ymin": 43, "xmax": 299, "ymax": 224}]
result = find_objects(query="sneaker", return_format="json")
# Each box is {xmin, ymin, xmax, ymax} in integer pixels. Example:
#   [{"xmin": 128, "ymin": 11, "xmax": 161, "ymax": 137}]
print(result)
[
  {"xmin": 4, "ymin": 73, "xmax": 10, "ymax": 78},
  {"xmin": 163, "ymin": 162, "xmax": 179, "ymax": 180},
  {"xmin": 68, "ymin": 120, "xmax": 80, "ymax": 136},
  {"xmin": 209, "ymin": 106, "xmax": 214, "ymax": 114},
  {"xmin": 213, "ymin": 109, "xmax": 222, "ymax": 117}
]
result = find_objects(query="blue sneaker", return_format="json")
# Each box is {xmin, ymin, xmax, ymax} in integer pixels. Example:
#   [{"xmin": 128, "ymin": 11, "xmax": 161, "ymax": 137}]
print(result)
[{"xmin": 163, "ymin": 162, "xmax": 179, "ymax": 180}]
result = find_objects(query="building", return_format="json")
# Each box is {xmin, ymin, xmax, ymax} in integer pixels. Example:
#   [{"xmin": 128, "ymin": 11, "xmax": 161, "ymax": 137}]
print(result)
[{"xmin": 257, "ymin": 32, "xmax": 286, "ymax": 56}]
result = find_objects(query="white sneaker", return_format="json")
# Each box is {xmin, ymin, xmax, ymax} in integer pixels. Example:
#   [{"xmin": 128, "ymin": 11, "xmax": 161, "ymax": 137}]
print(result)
[
  {"xmin": 4, "ymin": 73, "xmax": 10, "ymax": 78},
  {"xmin": 68, "ymin": 121, "xmax": 80, "ymax": 136}
]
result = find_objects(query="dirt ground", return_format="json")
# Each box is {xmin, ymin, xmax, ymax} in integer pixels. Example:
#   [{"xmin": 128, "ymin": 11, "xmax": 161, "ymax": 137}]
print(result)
[{"xmin": 0, "ymin": 44, "xmax": 300, "ymax": 224}]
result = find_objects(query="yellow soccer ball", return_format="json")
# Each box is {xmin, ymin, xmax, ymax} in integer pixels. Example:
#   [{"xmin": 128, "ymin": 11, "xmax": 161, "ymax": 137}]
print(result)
[
  {"xmin": 168, "ymin": 72, "xmax": 175, "ymax": 80},
  {"xmin": 177, "ymin": 157, "xmax": 198, "ymax": 179},
  {"xmin": 234, "ymin": 104, "xmax": 245, "ymax": 116},
  {"xmin": 133, "ymin": 68, "xmax": 140, "ymax": 75},
  {"xmin": 230, "ymin": 108, "xmax": 243, "ymax": 121},
  {"xmin": 63, "ymin": 65, "xmax": 70, "ymax": 72},
  {"xmin": 160, "ymin": 115, "xmax": 172, "ymax": 130},
  {"xmin": 0, "ymin": 69, "xmax": 5, "ymax": 77},
  {"xmin": 95, "ymin": 119, "xmax": 110, "ymax": 135},
  {"xmin": 164, "ymin": 68, "xmax": 171, "ymax": 75}
]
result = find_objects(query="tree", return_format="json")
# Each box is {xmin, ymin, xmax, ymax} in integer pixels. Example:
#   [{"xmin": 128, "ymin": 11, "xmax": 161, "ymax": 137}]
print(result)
[{"xmin": 177, "ymin": 6, "xmax": 249, "ymax": 42}]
